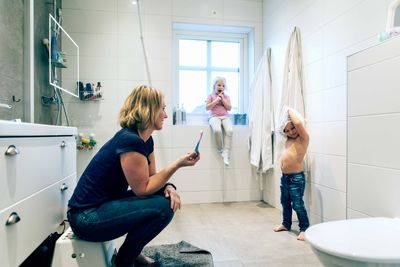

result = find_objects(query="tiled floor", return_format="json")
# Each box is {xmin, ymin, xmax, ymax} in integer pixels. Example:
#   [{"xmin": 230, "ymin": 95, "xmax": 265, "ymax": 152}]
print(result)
[{"xmin": 116, "ymin": 201, "xmax": 323, "ymax": 266}]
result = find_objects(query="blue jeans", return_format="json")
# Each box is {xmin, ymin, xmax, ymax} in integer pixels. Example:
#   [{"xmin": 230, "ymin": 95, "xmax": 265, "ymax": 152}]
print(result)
[
  {"xmin": 280, "ymin": 172, "xmax": 309, "ymax": 232},
  {"xmin": 67, "ymin": 194, "xmax": 174, "ymax": 267}
]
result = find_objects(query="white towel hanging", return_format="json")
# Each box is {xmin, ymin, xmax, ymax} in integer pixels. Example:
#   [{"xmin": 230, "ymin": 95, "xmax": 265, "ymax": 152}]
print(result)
[
  {"xmin": 248, "ymin": 47, "xmax": 274, "ymax": 173},
  {"xmin": 275, "ymin": 26, "xmax": 309, "ymax": 173}
]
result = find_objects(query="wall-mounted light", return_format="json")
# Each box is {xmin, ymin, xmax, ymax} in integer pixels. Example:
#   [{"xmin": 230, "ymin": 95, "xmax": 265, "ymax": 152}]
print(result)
[{"xmin": 132, "ymin": 0, "xmax": 137, "ymax": 5}]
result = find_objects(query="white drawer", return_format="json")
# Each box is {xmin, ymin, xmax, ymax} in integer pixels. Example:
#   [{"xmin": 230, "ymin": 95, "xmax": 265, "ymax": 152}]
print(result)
[
  {"xmin": 0, "ymin": 174, "xmax": 76, "ymax": 267},
  {"xmin": 0, "ymin": 136, "xmax": 75, "ymax": 211}
]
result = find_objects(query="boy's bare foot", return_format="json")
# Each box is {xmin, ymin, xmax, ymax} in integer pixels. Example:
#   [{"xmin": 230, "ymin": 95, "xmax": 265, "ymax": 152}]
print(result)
[
  {"xmin": 134, "ymin": 253, "xmax": 155, "ymax": 265},
  {"xmin": 273, "ymin": 225, "xmax": 288, "ymax": 232},
  {"xmin": 297, "ymin": 232, "xmax": 305, "ymax": 241}
]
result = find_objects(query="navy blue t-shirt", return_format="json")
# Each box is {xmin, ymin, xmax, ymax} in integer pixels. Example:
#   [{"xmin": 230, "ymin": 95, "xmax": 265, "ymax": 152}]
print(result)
[{"xmin": 68, "ymin": 127, "xmax": 154, "ymax": 209}]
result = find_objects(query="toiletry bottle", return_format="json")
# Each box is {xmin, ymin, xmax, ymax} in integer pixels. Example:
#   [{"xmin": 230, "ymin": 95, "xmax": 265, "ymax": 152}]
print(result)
[
  {"xmin": 51, "ymin": 34, "xmax": 58, "ymax": 60},
  {"xmin": 181, "ymin": 104, "xmax": 186, "ymax": 124},
  {"xmin": 78, "ymin": 81, "xmax": 85, "ymax": 100},
  {"xmin": 173, "ymin": 106, "xmax": 177, "ymax": 125},
  {"xmin": 96, "ymin": 82, "xmax": 102, "ymax": 98},
  {"xmin": 85, "ymin": 83, "xmax": 93, "ymax": 100},
  {"xmin": 89, "ymin": 133, "xmax": 97, "ymax": 148},
  {"xmin": 176, "ymin": 105, "xmax": 182, "ymax": 125}
]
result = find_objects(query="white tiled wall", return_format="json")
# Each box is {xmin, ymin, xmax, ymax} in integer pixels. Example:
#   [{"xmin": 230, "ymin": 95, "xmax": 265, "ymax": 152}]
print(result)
[
  {"xmin": 62, "ymin": 0, "xmax": 263, "ymax": 203},
  {"xmin": 348, "ymin": 53, "xmax": 400, "ymax": 116},
  {"xmin": 348, "ymin": 164, "xmax": 400, "ymax": 217},
  {"xmin": 262, "ymin": 0, "xmax": 394, "ymax": 224},
  {"xmin": 347, "ymin": 36, "xmax": 400, "ymax": 219}
]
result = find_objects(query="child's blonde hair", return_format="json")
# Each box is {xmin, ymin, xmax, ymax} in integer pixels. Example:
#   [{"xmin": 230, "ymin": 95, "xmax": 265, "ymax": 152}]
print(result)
[{"xmin": 212, "ymin": 76, "xmax": 227, "ymax": 93}]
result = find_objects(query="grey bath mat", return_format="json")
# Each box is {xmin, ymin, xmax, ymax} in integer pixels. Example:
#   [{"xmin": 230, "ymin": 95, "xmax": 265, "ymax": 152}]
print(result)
[{"xmin": 142, "ymin": 240, "xmax": 214, "ymax": 267}]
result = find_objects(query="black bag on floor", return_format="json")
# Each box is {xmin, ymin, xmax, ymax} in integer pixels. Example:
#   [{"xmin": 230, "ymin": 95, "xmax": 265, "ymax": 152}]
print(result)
[{"xmin": 19, "ymin": 232, "xmax": 62, "ymax": 267}]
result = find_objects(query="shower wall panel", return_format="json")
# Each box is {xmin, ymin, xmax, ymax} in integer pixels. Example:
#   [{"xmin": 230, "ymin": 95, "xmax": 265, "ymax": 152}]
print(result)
[{"xmin": 347, "ymin": 36, "xmax": 400, "ymax": 218}]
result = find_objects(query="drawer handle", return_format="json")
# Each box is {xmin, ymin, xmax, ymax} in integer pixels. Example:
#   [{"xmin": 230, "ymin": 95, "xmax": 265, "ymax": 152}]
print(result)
[
  {"xmin": 60, "ymin": 183, "xmax": 69, "ymax": 192},
  {"xmin": 60, "ymin": 141, "xmax": 66, "ymax": 148},
  {"xmin": 5, "ymin": 145, "xmax": 20, "ymax": 156},
  {"xmin": 6, "ymin": 212, "xmax": 21, "ymax": 226}
]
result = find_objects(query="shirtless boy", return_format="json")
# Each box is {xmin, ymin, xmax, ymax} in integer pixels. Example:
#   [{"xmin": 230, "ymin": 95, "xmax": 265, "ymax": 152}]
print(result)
[{"xmin": 273, "ymin": 108, "xmax": 310, "ymax": 241}]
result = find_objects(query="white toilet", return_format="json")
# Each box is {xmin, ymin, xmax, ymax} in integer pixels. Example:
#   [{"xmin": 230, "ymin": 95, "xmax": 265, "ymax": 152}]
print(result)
[{"xmin": 305, "ymin": 217, "xmax": 400, "ymax": 267}]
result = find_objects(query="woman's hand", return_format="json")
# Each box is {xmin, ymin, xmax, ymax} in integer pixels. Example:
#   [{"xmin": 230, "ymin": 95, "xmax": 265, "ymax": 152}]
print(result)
[
  {"xmin": 177, "ymin": 151, "xmax": 200, "ymax": 167},
  {"xmin": 164, "ymin": 185, "xmax": 181, "ymax": 212}
]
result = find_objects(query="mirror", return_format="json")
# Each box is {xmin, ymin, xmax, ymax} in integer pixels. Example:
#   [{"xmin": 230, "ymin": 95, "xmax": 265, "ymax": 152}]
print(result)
[{"xmin": 48, "ymin": 14, "xmax": 79, "ymax": 98}]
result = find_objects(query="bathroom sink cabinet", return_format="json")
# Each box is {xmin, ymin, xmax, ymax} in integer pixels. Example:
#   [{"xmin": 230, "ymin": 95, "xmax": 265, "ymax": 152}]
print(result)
[{"xmin": 0, "ymin": 120, "xmax": 77, "ymax": 267}]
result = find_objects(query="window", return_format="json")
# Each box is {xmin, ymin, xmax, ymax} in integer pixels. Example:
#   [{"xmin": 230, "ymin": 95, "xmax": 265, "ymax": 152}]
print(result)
[{"xmin": 173, "ymin": 23, "xmax": 253, "ymax": 123}]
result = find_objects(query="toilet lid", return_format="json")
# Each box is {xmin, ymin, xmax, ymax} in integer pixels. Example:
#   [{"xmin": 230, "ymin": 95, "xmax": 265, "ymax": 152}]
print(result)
[{"xmin": 305, "ymin": 217, "xmax": 400, "ymax": 263}]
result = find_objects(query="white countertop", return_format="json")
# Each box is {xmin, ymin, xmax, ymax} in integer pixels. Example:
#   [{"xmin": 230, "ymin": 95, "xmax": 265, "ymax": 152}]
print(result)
[{"xmin": 0, "ymin": 120, "xmax": 77, "ymax": 137}]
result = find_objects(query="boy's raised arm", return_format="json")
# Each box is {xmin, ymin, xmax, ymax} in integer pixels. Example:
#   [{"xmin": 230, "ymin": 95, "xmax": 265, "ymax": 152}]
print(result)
[{"xmin": 288, "ymin": 108, "xmax": 309, "ymax": 142}]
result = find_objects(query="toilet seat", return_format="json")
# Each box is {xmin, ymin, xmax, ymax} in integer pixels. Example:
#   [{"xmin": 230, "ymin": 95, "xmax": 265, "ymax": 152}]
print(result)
[{"xmin": 305, "ymin": 217, "xmax": 400, "ymax": 264}]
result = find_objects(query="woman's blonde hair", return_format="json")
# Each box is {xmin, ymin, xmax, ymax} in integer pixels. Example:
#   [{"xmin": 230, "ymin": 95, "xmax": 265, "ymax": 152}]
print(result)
[{"xmin": 119, "ymin": 85, "xmax": 164, "ymax": 130}]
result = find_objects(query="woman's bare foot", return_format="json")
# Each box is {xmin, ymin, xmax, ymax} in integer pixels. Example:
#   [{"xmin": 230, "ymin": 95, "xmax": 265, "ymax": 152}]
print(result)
[
  {"xmin": 273, "ymin": 225, "xmax": 288, "ymax": 232},
  {"xmin": 297, "ymin": 232, "xmax": 305, "ymax": 241},
  {"xmin": 134, "ymin": 253, "xmax": 155, "ymax": 265}
]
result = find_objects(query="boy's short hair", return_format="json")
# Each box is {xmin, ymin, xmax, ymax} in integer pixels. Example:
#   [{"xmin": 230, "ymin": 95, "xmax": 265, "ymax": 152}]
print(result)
[
  {"xmin": 283, "ymin": 121, "xmax": 293, "ymax": 134},
  {"xmin": 278, "ymin": 106, "xmax": 304, "ymax": 135}
]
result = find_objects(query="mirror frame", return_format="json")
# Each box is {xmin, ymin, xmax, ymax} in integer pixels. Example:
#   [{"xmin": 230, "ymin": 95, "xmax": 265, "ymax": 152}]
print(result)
[{"xmin": 49, "ymin": 14, "xmax": 79, "ymax": 98}]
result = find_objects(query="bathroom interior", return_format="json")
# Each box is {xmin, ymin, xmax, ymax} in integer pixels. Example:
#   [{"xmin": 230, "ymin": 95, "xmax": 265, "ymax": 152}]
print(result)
[{"xmin": 1, "ymin": 0, "xmax": 400, "ymax": 266}]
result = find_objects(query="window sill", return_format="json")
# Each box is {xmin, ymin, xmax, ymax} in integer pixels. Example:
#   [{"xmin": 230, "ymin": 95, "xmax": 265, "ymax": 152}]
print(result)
[{"xmin": 173, "ymin": 113, "xmax": 247, "ymax": 126}]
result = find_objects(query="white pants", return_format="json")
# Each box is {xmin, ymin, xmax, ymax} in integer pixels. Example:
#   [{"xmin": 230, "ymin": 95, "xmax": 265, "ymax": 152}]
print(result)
[{"xmin": 209, "ymin": 116, "xmax": 233, "ymax": 152}]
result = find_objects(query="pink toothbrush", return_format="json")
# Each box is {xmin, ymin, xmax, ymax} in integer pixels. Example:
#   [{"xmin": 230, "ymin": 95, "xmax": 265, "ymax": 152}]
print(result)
[{"xmin": 194, "ymin": 131, "xmax": 203, "ymax": 157}]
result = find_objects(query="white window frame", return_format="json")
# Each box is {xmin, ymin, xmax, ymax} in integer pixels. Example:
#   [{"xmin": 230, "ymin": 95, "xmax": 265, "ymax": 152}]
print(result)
[{"xmin": 172, "ymin": 23, "xmax": 253, "ymax": 123}]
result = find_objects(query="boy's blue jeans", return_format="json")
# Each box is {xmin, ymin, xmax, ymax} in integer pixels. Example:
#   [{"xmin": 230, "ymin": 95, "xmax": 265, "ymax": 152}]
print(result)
[
  {"xmin": 67, "ymin": 194, "xmax": 174, "ymax": 267},
  {"xmin": 280, "ymin": 172, "xmax": 310, "ymax": 232}
]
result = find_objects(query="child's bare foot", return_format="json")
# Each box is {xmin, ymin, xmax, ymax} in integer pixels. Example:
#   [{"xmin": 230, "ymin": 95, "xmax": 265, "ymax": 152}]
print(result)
[
  {"xmin": 297, "ymin": 232, "xmax": 305, "ymax": 241},
  {"xmin": 273, "ymin": 225, "xmax": 288, "ymax": 232},
  {"xmin": 134, "ymin": 253, "xmax": 155, "ymax": 265}
]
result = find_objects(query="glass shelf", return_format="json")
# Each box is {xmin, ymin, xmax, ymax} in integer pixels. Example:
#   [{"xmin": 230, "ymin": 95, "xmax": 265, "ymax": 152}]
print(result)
[{"xmin": 51, "ymin": 60, "xmax": 67, "ymax": 68}]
